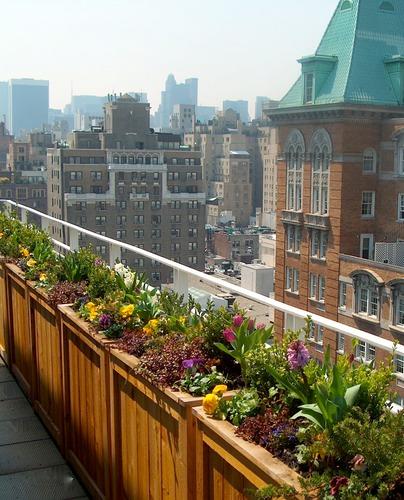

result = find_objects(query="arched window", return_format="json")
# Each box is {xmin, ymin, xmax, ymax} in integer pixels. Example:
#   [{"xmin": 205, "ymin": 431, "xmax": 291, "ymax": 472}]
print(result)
[
  {"xmin": 145, "ymin": 155, "xmax": 151, "ymax": 165},
  {"xmin": 363, "ymin": 148, "xmax": 376, "ymax": 173},
  {"xmin": 136, "ymin": 155, "xmax": 144, "ymax": 165},
  {"xmin": 380, "ymin": 1, "xmax": 394, "ymax": 12},
  {"xmin": 113, "ymin": 155, "xmax": 119, "ymax": 164},
  {"xmin": 310, "ymin": 129, "xmax": 332, "ymax": 215},
  {"xmin": 120, "ymin": 155, "xmax": 127, "ymax": 164},
  {"xmin": 340, "ymin": 0, "xmax": 353, "ymax": 10},
  {"xmin": 152, "ymin": 156, "xmax": 159, "ymax": 165},
  {"xmin": 284, "ymin": 130, "xmax": 305, "ymax": 211},
  {"xmin": 389, "ymin": 281, "xmax": 404, "ymax": 327},
  {"xmin": 128, "ymin": 155, "xmax": 134, "ymax": 164},
  {"xmin": 352, "ymin": 272, "xmax": 383, "ymax": 320}
]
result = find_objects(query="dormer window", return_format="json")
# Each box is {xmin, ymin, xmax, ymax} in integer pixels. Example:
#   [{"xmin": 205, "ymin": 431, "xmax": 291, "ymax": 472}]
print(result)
[
  {"xmin": 304, "ymin": 73, "xmax": 314, "ymax": 104},
  {"xmin": 340, "ymin": 0, "xmax": 353, "ymax": 10},
  {"xmin": 379, "ymin": 1, "xmax": 394, "ymax": 12}
]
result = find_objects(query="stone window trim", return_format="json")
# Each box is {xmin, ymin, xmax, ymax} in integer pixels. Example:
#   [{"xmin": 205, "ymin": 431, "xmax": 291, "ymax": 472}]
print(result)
[
  {"xmin": 284, "ymin": 129, "xmax": 305, "ymax": 212},
  {"xmin": 309, "ymin": 129, "xmax": 332, "ymax": 215},
  {"xmin": 387, "ymin": 279, "xmax": 404, "ymax": 331},
  {"xmin": 362, "ymin": 148, "xmax": 377, "ymax": 174},
  {"xmin": 350, "ymin": 270, "xmax": 384, "ymax": 322}
]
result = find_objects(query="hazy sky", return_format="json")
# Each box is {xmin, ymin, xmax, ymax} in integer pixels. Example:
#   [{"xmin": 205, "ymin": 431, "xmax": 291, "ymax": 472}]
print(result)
[{"xmin": 2, "ymin": 0, "xmax": 336, "ymax": 114}]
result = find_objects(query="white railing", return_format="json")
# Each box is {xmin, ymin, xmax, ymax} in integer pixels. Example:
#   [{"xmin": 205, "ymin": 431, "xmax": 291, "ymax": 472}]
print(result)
[{"xmin": 1, "ymin": 200, "xmax": 404, "ymax": 369}]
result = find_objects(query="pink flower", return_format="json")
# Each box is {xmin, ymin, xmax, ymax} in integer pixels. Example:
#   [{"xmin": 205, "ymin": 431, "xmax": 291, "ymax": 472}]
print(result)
[
  {"xmin": 256, "ymin": 323, "xmax": 265, "ymax": 330},
  {"xmin": 287, "ymin": 340, "xmax": 310, "ymax": 370},
  {"xmin": 232, "ymin": 315, "xmax": 244, "ymax": 328},
  {"xmin": 330, "ymin": 476, "xmax": 349, "ymax": 496},
  {"xmin": 223, "ymin": 328, "xmax": 236, "ymax": 343},
  {"xmin": 247, "ymin": 318, "xmax": 255, "ymax": 332}
]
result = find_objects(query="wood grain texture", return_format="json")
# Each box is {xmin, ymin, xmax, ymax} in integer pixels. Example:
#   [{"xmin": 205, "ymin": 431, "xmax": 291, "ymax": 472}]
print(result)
[
  {"xmin": 193, "ymin": 407, "xmax": 302, "ymax": 499},
  {"xmin": 0, "ymin": 262, "xmax": 9, "ymax": 363},
  {"xmin": 6, "ymin": 264, "xmax": 34, "ymax": 400},
  {"xmin": 109, "ymin": 348, "xmax": 204, "ymax": 500},
  {"xmin": 59, "ymin": 306, "xmax": 111, "ymax": 500},
  {"xmin": 28, "ymin": 284, "xmax": 65, "ymax": 449}
]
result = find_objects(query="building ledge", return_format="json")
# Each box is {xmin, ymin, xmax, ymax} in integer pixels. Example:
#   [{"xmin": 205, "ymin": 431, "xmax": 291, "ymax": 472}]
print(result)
[
  {"xmin": 352, "ymin": 312, "xmax": 380, "ymax": 326},
  {"xmin": 281, "ymin": 210, "xmax": 303, "ymax": 225},
  {"xmin": 304, "ymin": 213, "xmax": 330, "ymax": 230}
]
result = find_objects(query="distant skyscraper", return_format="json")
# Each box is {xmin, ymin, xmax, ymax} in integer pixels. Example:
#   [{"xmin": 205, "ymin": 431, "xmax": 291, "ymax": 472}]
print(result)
[
  {"xmin": 155, "ymin": 75, "xmax": 198, "ymax": 129},
  {"xmin": 223, "ymin": 100, "xmax": 249, "ymax": 124},
  {"xmin": 8, "ymin": 79, "xmax": 49, "ymax": 138},
  {"xmin": 0, "ymin": 82, "xmax": 9, "ymax": 126},
  {"xmin": 196, "ymin": 106, "xmax": 217, "ymax": 124},
  {"xmin": 255, "ymin": 96, "xmax": 279, "ymax": 120}
]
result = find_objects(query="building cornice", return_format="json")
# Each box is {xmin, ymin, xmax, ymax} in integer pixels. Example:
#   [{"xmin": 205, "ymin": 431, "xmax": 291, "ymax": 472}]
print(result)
[{"xmin": 266, "ymin": 103, "xmax": 404, "ymax": 125}]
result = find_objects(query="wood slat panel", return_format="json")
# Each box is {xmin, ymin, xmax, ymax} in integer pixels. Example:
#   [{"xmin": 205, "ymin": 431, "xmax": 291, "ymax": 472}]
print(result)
[
  {"xmin": 6, "ymin": 265, "xmax": 34, "ymax": 399},
  {"xmin": 29, "ymin": 287, "xmax": 64, "ymax": 449},
  {"xmin": 0, "ymin": 263, "xmax": 9, "ymax": 362}
]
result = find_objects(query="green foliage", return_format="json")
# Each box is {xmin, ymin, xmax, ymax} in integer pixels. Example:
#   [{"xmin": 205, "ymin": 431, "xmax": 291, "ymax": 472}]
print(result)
[
  {"xmin": 57, "ymin": 247, "xmax": 96, "ymax": 283},
  {"xmin": 134, "ymin": 289, "xmax": 162, "ymax": 324},
  {"xmin": 214, "ymin": 319, "xmax": 273, "ymax": 382},
  {"xmin": 179, "ymin": 367, "xmax": 226, "ymax": 396},
  {"xmin": 87, "ymin": 264, "xmax": 117, "ymax": 300},
  {"xmin": 222, "ymin": 388, "xmax": 260, "ymax": 426},
  {"xmin": 244, "ymin": 331, "xmax": 300, "ymax": 397},
  {"xmin": 253, "ymin": 483, "xmax": 297, "ymax": 499},
  {"xmin": 102, "ymin": 322, "xmax": 124, "ymax": 339},
  {"xmin": 199, "ymin": 304, "xmax": 242, "ymax": 352},
  {"xmin": 339, "ymin": 355, "xmax": 395, "ymax": 419},
  {"xmin": 292, "ymin": 363, "xmax": 361, "ymax": 430}
]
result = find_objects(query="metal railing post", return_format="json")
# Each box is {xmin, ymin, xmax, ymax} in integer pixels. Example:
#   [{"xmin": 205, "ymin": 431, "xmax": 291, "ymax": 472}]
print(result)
[
  {"xmin": 109, "ymin": 243, "xmax": 121, "ymax": 267},
  {"xmin": 20, "ymin": 207, "xmax": 27, "ymax": 224},
  {"xmin": 173, "ymin": 269, "xmax": 189, "ymax": 300},
  {"xmin": 69, "ymin": 228, "xmax": 80, "ymax": 251}
]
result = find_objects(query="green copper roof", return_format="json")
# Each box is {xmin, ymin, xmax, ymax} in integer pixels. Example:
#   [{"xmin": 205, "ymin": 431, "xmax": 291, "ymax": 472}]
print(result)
[{"xmin": 279, "ymin": 0, "xmax": 404, "ymax": 108}]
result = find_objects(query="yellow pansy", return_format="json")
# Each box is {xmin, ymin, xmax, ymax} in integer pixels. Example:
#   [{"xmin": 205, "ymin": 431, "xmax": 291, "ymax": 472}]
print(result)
[
  {"xmin": 120, "ymin": 304, "xmax": 135, "ymax": 319},
  {"xmin": 179, "ymin": 316, "xmax": 187, "ymax": 326},
  {"xmin": 143, "ymin": 318, "xmax": 159, "ymax": 336},
  {"xmin": 39, "ymin": 273, "xmax": 47, "ymax": 282},
  {"xmin": 0, "ymin": 232, "xmax": 4, "ymax": 238},
  {"xmin": 89, "ymin": 309, "xmax": 99, "ymax": 321},
  {"xmin": 202, "ymin": 393, "xmax": 219, "ymax": 416},
  {"xmin": 212, "ymin": 385, "xmax": 227, "ymax": 397},
  {"xmin": 20, "ymin": 247, "xmax": 30, "ymax": 257},
  {"xmin": 27, "ymin": 258, "xmax": 37, "ymax": 268}
]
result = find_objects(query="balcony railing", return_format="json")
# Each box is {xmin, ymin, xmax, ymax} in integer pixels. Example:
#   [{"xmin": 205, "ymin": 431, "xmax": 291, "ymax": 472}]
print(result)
[{"xmin": 1, "ymin": 199, "xmax": 403, "ymax": 405}]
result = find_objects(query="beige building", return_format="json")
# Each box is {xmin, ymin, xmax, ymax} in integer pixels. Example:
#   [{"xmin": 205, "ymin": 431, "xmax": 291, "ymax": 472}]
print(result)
[
  {"xmin": 169, "ymin": 104, "xmax": 195, "ymax": 134},
  {"xmin": 48, "ymin": 94, "xmax": 206, "ymax": 286},
  {"xmin": 258, "ymin": 125, "xmax": 278, "ymax": 228}
]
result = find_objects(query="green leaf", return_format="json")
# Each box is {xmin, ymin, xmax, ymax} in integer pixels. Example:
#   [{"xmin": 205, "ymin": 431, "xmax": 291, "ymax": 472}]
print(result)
[{"xmin": 344, "ymin": 384, "xmax": 361, "ymax": 407}]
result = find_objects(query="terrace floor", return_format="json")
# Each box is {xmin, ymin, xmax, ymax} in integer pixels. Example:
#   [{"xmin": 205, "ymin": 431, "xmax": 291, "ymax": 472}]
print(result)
[{"xmin": 0, "ymin": 356, "xmax": 87, "ymax": 500}]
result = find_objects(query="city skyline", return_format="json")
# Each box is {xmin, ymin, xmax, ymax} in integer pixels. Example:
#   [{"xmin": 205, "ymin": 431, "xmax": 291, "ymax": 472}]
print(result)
[{"xmin": 1, "ymin": 0, "xmax": 336, "ymax": 116}]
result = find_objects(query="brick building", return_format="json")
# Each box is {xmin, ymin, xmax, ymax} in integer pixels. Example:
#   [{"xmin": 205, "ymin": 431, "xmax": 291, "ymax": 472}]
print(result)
[{"xmin": 268, "ymin": 0, "xmax": 404, "ymax": 402}]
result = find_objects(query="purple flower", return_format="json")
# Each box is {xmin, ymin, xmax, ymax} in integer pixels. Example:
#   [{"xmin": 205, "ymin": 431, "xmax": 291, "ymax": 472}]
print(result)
[
  {"xmin": 330, "ymin": 476, "xmax": 349, "ymax": 497},
  {"xmin": 94, "ymin": 257, "xmax": 104, "ymax": 266},
  {"xmin": 247, "ymin": 318, "xmax": 255, "ymax": 332},
  {"xmin": 287, "ymin": 340, "xmax": 310, "ymax": 370},
  {"xmin": 182, "ymin": 358, "xmax": 204, "ymax": 369},
  {"xmin": 223, "ymin": 328, "xmax": 236, "ymax": 343},
  {"xmin": 256, "ymin": 323, "xmax": 266, "ymax": 330},
  {"xmin": 99, "ymin": 313, "xmax": 112, "ymax": 330},
  {"xmin": 77, "ymin": 295, "xmax": 89, "ymax": 307},
  {"xmin": 232, "ymin": 315, "xmax": 244, "ymax": 328}
]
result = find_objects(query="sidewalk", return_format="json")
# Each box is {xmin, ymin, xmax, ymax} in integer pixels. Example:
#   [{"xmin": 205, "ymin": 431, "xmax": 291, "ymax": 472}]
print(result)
[{"xmin": 0, "ymin": 356, "xmax": 87, "ymax": 499}]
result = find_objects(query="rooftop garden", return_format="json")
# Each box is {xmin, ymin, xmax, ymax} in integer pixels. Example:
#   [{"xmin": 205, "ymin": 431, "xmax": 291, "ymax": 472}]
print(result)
[{"xmin": 0, "ymin": 211, "xmax": 403, "ymax": 499}]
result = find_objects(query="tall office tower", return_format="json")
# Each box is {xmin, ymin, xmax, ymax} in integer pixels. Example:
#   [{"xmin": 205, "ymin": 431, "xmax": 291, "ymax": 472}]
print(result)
[
  {"xmin": 222, "ymin": 100, "xmax": 249, "ymax": 124},
  {"xmin": 269, "ymin": 0, "xmax": 404, "ymax": 404},
  {"xmin": 155, "ymin": 75, "xmax": 198, "ymax": 129},
  {"xmin": 8, "ymin": 79, "xmax": 49, "ymax": 138},
  {"xmin": 258, "ymin": 125, "xmax": 278, "ymax": 229},
  {"xmin": 255, "ymin": 96, "xmax": 279, "ymax": 120},
  {"xmin": 169, "ymin": 104, "xmax": 195, "ymax": 134},
  {"xmin": 0, "ymin": 82, "xmax": 9, "ymax": 126},
  {"xmin": 47, "ymin": 94, "xmax": 206, "ymax": 286}
]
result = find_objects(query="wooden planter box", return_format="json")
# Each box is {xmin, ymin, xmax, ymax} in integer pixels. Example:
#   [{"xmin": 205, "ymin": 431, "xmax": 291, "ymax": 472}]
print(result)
[
  {"xmin": 193, "ymin": 407, "xmax": 302, "ymax": 499},
  {"xmin": 108, "ymin": 348, "xmax": 205, "ymax": 500},
  {"xmin": 59, "ymin": 305, "xmax": 113, "ymax": 500},
  {"xmin": 0, "ymin": 260, "xmax": 9, "ymax": 363},
  {"xmin": 27, "ymin": 283, "xmax": 66, "ymax": 450},
  {"xmin": 6, "ymin": 263, "xmax": 34, "ymax": 399}
]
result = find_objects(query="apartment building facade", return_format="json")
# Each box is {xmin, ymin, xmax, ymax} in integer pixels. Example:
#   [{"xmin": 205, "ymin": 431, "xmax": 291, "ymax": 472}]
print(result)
[
  {"xmin": 48, "ymin": 94, "xmax": 205, "ymax": 285},
  {"xmin": 270, "ymin": 0, "xmax": 404, "ymax": 400}
]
